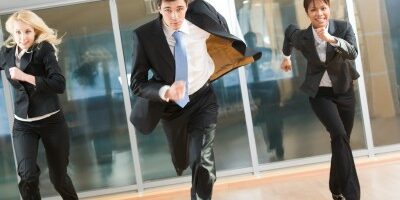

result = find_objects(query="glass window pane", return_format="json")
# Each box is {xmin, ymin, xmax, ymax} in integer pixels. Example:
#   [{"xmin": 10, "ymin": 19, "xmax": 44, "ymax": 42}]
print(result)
[
  {"xmin": 235, "ymin": 0, "xmax": 366, "ymax": 164},
  {"xmin": 354, "ymin": 0, "xmax": 400, "ymax": 146},
  {"xmin": 117, "ymin": 0, "xmax": 252, "ymax": 182},
  {"xmin": 1, "ymin": 1, "xmax": 136, "ymax": 196},
  {"xmin": 117, "ymin": 0, "xmax": 176, "ymax": 181},
  {"xmin": 0, "ymin": 75, "xmax": 19, "ymax": 200}
]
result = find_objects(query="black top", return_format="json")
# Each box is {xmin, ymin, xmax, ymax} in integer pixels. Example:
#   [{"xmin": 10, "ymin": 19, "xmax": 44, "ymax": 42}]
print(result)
[
  {"xmin": 282, "ymin": 19, "xmax": 360, "ymax": 97},
  {"xmin": 0, "ymin": 41, "xmax": 65, "ymax": 119}
]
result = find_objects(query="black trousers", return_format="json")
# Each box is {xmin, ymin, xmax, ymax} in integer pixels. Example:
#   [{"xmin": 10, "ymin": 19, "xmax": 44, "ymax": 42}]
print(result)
[
  {"xmin": 12, "ymin": 111, "xmax": 78, "ymax": 200},
  {"xmin": 309, "ymin": 87, "xmax": 360, "ymax": 200},
  {"xmin": 161, "ymin": 84, "xmax": 218, "ymax": 200}
]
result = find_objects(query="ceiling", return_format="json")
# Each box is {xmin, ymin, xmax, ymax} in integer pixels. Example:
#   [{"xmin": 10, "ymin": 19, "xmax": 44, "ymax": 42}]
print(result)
[
  {"xmin": 0, "ymin": 0, "xmax": 89, "ymax": 14},
  {"xmin": 0, "ymin": 0, "xmax": 157, "ymax": 37}
]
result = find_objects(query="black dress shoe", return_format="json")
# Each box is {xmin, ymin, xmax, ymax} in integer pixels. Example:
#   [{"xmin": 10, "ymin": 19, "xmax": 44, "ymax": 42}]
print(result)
[{"xmin": 332, "ymin": 194, "xmax": 345, "ymax": 200}]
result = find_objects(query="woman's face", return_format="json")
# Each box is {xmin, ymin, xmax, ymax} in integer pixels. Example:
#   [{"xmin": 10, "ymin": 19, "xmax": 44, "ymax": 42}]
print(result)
[
  {"xmin": 12, "ymin": 20, "xmax": 35, "ymax": 50},
  {"xmin": 307, "ymin": 0, "xmax": 330, "ymax": 29}
]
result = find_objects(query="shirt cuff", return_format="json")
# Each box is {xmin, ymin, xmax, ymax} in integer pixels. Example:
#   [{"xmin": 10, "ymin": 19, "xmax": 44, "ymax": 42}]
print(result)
[
  {"xmin": 159, "ymin": 85, "xmax": 170, "ymax": 102},
  {"xmin": 282, "ymin": 52, "xmax": 291, "ymax": 59},
  {"xmin": 329, "ymin": 37, "xmax": 339, "ymax": 47}
]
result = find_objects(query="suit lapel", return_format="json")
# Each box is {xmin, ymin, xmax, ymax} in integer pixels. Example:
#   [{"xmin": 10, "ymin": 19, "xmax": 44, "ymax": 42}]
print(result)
[
  {"xmin": 19, "ymin": 48, "xmax": 34, "ymax": 71},
  {"xmin": 325, "ymin": 20, "xmax": 337, "ymax": 63},
  {"xmin": 153, "ymin": 18, "xmax": 175, "ymax": 74},
  {"xmin": 304, "ymin": 26, "xmax": 322, "ymax": 63}
]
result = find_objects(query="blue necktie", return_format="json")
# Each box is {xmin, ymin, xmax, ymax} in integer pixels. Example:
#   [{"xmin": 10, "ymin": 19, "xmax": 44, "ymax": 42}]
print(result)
[{"xmin": 173, "ymin": 31, "xmax": 190, "ymax": 108}]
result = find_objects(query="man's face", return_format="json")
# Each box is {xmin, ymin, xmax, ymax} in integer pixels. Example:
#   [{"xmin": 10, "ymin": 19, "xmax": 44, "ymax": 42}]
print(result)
[{"xmin": 159, "ymin": 0, "xmax": 188, "ymax": 30}]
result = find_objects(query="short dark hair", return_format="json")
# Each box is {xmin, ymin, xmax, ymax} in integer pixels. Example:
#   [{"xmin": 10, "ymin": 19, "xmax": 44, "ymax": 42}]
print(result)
[
  {"xmin": 303, "ymin": 0, "xmax": 330, "ymax": 12},
  {"xmin": 156, "ymin": 0, "xmax": 189, "ymax": 7}
]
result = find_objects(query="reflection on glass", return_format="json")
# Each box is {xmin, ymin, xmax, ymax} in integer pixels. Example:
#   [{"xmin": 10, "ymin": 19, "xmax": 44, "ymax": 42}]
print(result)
[
  {"xmin": 0, "ymin": 1, "xmax": 136, "ymax": 196},
  {"xmin": 0, "ymin": 76, "xmax": 19, "ymax": 200},
  {"xmin": 117, "ymin": 0, "xmax": 252, "ymax": 182},
  {"xmin": 235, "ymin": 0, "xmax": 366, "ymax": 164},
  {"xmin": 354, "ymin": 0, "xmax": 400, "ymax": 146}
]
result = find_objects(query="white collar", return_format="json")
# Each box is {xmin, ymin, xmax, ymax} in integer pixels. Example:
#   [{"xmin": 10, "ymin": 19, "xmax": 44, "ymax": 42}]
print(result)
[
  {"xmin": 15, "ymin": 47, "xmax": 27, "ymax": 59},
  {"xmin": 163, "ymin": 19, "xmax": 190, "ymax": 38}
]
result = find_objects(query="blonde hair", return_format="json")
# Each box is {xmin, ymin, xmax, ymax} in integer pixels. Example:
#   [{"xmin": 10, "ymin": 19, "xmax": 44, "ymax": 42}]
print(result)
[{"xmin": 4, "ymin": 10, "xmax": 62, "ymax": 55}]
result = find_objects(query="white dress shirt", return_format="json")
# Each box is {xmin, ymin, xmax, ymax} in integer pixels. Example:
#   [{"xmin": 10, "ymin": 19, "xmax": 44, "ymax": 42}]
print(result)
[
  {"xmin": 159, "ymin": 20, "xmax": 215, "ymax": 101},
  {"xmin": 312, "ymin": 23, "xmax": 335, "ymax": 87}
]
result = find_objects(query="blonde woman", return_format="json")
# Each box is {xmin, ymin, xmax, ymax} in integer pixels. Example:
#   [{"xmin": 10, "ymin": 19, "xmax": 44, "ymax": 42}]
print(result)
[{"xmin": 0, "ymin": 10, "xmax": 78, "ymax": 199}]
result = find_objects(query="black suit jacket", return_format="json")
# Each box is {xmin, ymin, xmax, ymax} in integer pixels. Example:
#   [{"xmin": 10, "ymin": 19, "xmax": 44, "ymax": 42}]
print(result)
[
  {"xmin": 130, "ymin": 0, "xmax": 261, "ymax": 134},
  {"xmin": 282, "ymin": 19, "xmax": 360, "ymax": 97},
  {"xmin": 0, "ymin": 41, "xmax": 65, "ymax": 119}
]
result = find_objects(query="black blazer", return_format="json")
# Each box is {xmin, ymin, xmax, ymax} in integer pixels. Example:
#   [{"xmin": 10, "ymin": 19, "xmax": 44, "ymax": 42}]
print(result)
[
  {"xmin": 282, "ymin": 19, "xmax": 360, "ymax": 97},
  {"xmin": 130, "ymin": 0, "xmax": 261, "ymax": 134},
  {"xmin": 0, "ymin": 41, "xmax": 65, "ymax": 119}
]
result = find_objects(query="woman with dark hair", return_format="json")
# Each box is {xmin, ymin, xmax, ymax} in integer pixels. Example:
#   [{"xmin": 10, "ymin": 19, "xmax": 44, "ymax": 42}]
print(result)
[{"xmin": 281, "ymin": 0, "xmax": 360, "ymax": 199}]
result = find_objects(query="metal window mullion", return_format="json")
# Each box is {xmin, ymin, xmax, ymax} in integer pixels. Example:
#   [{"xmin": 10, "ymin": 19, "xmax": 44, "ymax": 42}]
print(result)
[
  {"xmin": 3, "ymin": 82, "xmax": 14, "ymax": 133},
  {"xmin": 1, "ymin": 16, "xmax": 20, "ymax": 197},
  {"xmin": 238, "ymin": 67, "xmax": 260, "ymax": 175},
  {"xmin": 109, "ymin": 0, "xmax": 144, "ymax": 192},
  {"xmin": 227, "ymin": 0, "xmax": 260, "ymax": 175},
  {"xmin": 1, "ymin": 71, "xmax": 21, "ymax": 199},
  {"xmin": 259, "ymin": 149, "xmax": 369, "ymax": 172},
  {"xmin": 345, "ymin": 0, "xmax": 375, "ymax": 157},
  {"xmin": 373, "ymin": 144, "xmax": 400, "ymax": 154}
]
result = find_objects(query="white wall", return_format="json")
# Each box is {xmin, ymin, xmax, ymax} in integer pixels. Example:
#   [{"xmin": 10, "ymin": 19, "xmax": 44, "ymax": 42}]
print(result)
[{"xmin": 206, "ymin": 0, "xmax": 244, "ymax": 40}]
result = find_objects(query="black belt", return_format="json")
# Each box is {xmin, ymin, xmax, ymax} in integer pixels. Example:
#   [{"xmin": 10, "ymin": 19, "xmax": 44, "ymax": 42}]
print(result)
[{"xmin": 189, "ymin": 82, "xmax": 210, "ymax": 100}]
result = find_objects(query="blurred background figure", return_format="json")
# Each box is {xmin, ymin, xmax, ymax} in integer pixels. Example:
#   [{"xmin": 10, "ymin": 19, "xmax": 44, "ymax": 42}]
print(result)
[{"xmin": 244, "ymin": 31, "xmax": 284, "ymax": 161}]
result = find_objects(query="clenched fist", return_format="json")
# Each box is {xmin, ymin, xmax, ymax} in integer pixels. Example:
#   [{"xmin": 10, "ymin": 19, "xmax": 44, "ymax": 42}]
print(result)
[
  {"xmin": 280, "ymin": 58, "xmax": 292, "ymax": 72},
  {"xmin": 314, "ymin": 27, "xmax": 337, "ymax": 44},
  {"xmin": 9, "ymin": 67, "xmax": 36, "ymax": 85},
  {"xmin": 9, "ymin": 67, "xmax": 26, "ymax": 81},
  {"xmin": 165, "ymin": 81, "xmax": 186, "ymax": 102}
]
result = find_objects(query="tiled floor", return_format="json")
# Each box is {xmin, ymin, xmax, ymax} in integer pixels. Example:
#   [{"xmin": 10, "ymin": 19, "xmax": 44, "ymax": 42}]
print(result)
[
  {"xmin": 87, "ymin": 152, "xmax": 400, "ymax": 200},
  {"xmin": 2, "ymin": 108, "xmax": 400, "ymax": 199}
]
